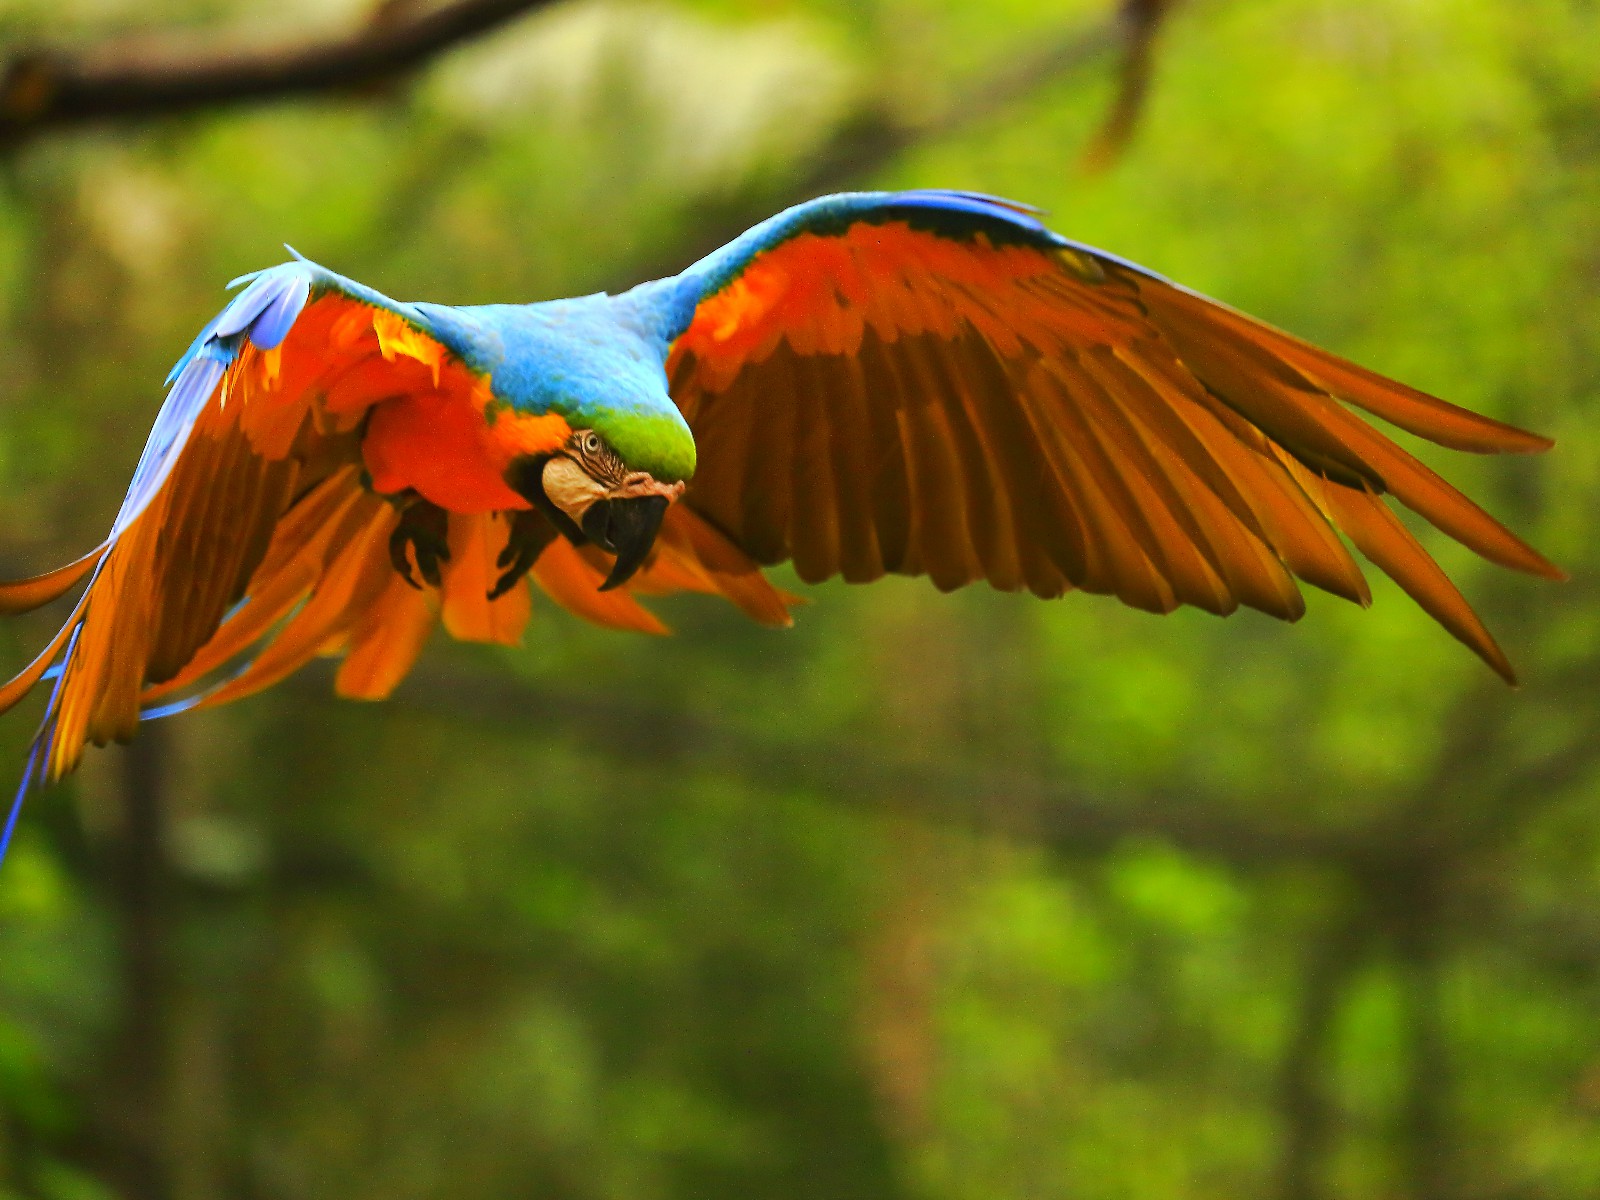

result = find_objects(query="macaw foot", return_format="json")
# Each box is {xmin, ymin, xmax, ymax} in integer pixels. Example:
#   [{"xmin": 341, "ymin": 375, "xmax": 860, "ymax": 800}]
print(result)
[
  {"xmin": 389, "ymin": 496, "xmax": 451, "ymax": 588},
  {"xmin": 489, "ymin": 508, "xmax": 556, "ymax": 601}
]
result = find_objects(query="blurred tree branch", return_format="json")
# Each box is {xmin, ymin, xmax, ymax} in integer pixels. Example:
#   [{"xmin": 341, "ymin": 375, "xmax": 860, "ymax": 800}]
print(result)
[
  {"xmin": 1082, "ymin": 0, "xmax": 1182, "ymax": 171},
  {"xmin": 799, "ymin": 0, "xmax": 1181, "ymax": 192},
  {"xmin": 1275, "ymin": 912, "xmax": 1367, "ymax": 1200},
  {"xmin": 621, "ymin": 2, "xmax": 1159, "ymax": 287},
  {"xmin": 1397, "ymin": 906, "xmax": 1455, "ymax": 1200},
  {"xmin": 0, "ymin": 0, "xmax": 561, "ymax": 149},
  {"xmin": 99, "ymin": 728, "xmax": 175, "ymax": 1200},
  {"xmin": 0, "ymin": 0, "xmax": 1177, "ymax": 165}
]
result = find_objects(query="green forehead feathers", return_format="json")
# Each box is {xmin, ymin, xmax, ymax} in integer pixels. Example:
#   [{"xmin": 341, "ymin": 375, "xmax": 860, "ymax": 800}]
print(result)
[{"xmin": 588, "ymin": 406, "xmax": 697, "ymax": 484}]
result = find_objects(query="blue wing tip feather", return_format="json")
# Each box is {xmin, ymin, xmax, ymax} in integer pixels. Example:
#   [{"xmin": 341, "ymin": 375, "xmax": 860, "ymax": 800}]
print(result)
[
  {"xmin": 2, "ymin": 622, "xmax": 80, "ymax": 872},
  {"xmin": 225, "ymin": 268, "xmax": 265, "ymax": 291},
  {"xmin": 6, "ymin": 256, "xmax": 323, "ymax": 871},
  {"xmin": 0, "ymin": 739, "xmax": 42, "ymax": 871}
]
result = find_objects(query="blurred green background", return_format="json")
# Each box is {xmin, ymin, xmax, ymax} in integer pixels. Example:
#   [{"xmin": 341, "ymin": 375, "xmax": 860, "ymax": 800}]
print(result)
[{"xmin": 1, "ymin": 1, "xmax": 1598, "ymax": 1197}]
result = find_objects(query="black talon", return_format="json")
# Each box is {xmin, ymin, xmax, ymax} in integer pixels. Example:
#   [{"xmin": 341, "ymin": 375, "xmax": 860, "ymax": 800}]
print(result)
[
  {"xmin": 489, "ymin": 508, "xmax": 555, "ymax": 601},
  {"xmin": 388, "ymin": 498, "xmax": 451, "ymax": 589},
  {"xmin": 390, "ymin": 525, "xmax": 419, "ymax": 588}
]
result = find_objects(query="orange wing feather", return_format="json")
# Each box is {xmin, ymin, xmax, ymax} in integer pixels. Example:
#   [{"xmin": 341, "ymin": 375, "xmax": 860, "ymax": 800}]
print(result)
[
  {"xmin": 668, "ymin": 217, "xmax": 1559, "ymax": 682},
  {"xmin": 2, "ymin": 276, "xmax": 803, "ymax": 788}
]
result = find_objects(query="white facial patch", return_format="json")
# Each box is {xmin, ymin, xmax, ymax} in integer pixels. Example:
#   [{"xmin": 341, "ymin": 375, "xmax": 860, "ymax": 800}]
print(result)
[{"xmin": 541, "ymin": 455, "xmax": 609, "ymax": 521}]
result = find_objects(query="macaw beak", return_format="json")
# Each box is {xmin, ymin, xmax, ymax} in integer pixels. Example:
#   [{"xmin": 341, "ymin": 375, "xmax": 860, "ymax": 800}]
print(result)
[{"xmin": 582, "ymin": 493, "xmax": 670, "ymax": 591}]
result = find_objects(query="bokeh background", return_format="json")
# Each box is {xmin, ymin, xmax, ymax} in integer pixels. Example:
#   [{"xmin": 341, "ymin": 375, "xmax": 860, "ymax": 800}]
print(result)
[{"xmin": 1, "ymin": 1, "xmax": 1598, "ymax": 1197}]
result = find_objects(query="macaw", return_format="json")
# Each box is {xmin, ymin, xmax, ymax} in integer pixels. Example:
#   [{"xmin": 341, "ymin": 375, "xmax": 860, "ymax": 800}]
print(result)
[{"xmin": 0, "ymin": 189, "xmax": 1561, "ymax": 850}]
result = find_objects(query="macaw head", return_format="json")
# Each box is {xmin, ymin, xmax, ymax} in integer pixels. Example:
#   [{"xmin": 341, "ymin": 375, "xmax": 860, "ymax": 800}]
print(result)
[{"xmin": 519, "ymin": 428, "xmax": 687, "ymax": 591}]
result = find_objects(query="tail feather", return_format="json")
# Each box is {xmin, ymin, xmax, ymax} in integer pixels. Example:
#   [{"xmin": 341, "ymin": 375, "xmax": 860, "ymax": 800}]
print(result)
[
  {"xmin": 336, "ymin": 576, "xmax": 436, "ymax": 700},
  {"xmin": 439, "ymin": 513, "xmax": 533, "ymax": 646}
]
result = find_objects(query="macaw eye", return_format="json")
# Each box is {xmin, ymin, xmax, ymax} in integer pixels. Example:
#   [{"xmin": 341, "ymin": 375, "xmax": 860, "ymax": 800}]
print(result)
[{"xmin": 583, "ymin": 432, "xmax": 602, "ymax": 454}]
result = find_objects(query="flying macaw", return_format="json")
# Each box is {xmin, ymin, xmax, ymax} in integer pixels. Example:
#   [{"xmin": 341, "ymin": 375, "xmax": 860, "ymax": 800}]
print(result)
[{"xmin": 0, "ymin": 189, "xmax": 1562, "ymax": 846}]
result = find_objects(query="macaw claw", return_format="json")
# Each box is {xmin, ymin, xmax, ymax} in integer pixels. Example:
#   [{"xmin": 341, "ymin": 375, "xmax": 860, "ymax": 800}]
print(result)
[
  {"xmin": 389, "ymin": 498, "xmax": 450, "ymax": 589},
  {"xmin": 489, "ymin": 508, "xmax": 555, "ymax": 601}
]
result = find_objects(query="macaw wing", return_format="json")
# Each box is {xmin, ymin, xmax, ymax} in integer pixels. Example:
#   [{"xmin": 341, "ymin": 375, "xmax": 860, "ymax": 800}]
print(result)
[
  {"xmin": 665, "ymin": 189, "xmax": 1561, "ymax": 681},
  {"xmin": 0, "ymin": 258, "xmax": 802, "ymax": 806},
  {"xmin": 0, "ymin": 263, "xmax": 502, "ymax": 787}
]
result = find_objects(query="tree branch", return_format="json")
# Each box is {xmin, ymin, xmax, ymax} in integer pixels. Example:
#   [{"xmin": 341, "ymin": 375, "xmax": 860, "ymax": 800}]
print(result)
[
  {"xmin": 1082, "ymin": 0, "xmax": 1183, "ymax": 170},
  {"xmin": 1275, "ymin": 911, "xmax": 1367, "ymax": 1200},
  {"xmin": 97, "ymin": 727, "xmax": 175, "ymax": 1200},
  {"xmin": 614, "ymin": 6, "xmax": 1136, "ymax": 289},
  {"xmin": 0, "ymin": 0, "xmax": 561, "ymax": 147},
  {"xmin": 1396, "ymin": 912, "xmax": 1455, "ymax": 1200}
]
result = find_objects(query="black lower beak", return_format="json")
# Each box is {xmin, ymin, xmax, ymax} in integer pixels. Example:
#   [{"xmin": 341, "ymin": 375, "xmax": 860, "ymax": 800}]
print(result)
[{"xmin": 582, "ymin": 494, "xmax": 670, "ymax": 591}]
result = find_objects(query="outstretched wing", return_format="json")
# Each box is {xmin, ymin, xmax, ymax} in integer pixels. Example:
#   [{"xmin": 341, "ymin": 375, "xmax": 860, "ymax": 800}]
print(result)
[
  {"xmin": 665, "ymin": 190, "xmax": 1562, "ymax": 681},
  {"xmin": 0, "ymin": 263, "xmax": 467, "ymax": 787},
  {"xmin": 0, "ymin": 262, "xmax": 797, "ymax": 804}
]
